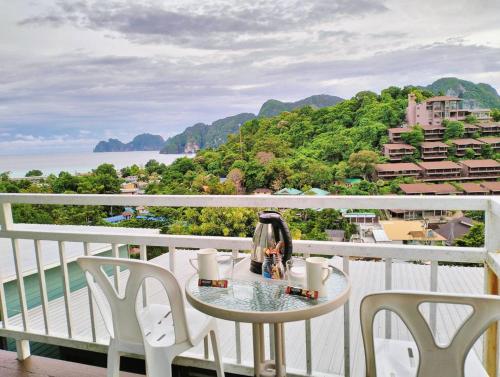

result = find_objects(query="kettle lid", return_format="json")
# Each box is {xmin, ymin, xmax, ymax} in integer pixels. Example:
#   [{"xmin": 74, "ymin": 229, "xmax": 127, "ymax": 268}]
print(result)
[{"xmin": 258, "ymin": 211, "xmax": 282, "ymax": 224}]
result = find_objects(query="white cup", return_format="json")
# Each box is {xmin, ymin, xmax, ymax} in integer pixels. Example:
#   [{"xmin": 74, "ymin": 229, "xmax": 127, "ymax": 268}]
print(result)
[
  {"xmin": 189, "ymin": 248, "xmax": 229, "ymax": 280},
  {"xmin": 306, "ymin": 257, "xmax": 333, "ymax": 297},
  {"xmin": 286, "ymin": 258, "xmax": 306, "ymax": 287}
]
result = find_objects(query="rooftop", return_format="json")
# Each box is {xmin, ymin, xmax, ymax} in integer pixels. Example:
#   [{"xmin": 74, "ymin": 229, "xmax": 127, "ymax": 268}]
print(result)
[
  {"xmin": 383, "ymin": 143, "xmax": 415, "ymax": 150},
  {"xmin": 421, "ymin": 141, "xmax": 449, "ymax": 148},
  {"xmin": 419, "ymin": 124, "xmax": 445, "ymax": 130},
  {"xmin": 399, "ymin": 183, "xmax": 458, "ymax": 195},
  {"xmin": 417, "ymin": 161, "xmax": 461, "ymax": 170},
  {"xmin": 388, "ymin": 127, "xmax": 411, "ymax": 134},
  {"xmin": 450, "ymin": 138, "xmax": 484, "ymax": 145},
  {"xmin": 477, "ymin": 137, "xmax": 500, "ymax": 144},
  {"xmin": 479, "ymin": 122, "xmax": 500, "ymax": 128},
  {"xmin": 459, "ymin": 159, "xmax": 500, "ymax": 168},
  {"xmin": 380, "ymin": 220, "xmax": 446, "ymax": 241},
  {"xmin": 460, "ymin": 183, "xmax": 490, "ymax": 194},
  {"xmin": 375, "ymin": 162, "xmax": 423, "ymax": 172},
  {"xmin": 274, "ymin": 187, "xmax": 303, "ymax": 195},
  {"xmin": 424, "ymin": 95, "xmax": 462, "ymax": 102},
  {"xmin": 481, "ymin": 181, "xmax": 500, "ymax": 191}
]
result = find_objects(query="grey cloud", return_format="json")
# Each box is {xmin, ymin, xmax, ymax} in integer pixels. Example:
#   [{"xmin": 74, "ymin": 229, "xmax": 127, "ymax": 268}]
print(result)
[{"xmin": 20, "ymin": 0, "xmax": 388, "ymax": 50}]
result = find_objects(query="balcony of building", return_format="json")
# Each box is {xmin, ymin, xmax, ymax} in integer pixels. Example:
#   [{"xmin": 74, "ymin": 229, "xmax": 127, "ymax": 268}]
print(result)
[{"xmin": 0, "ymin": 194, "xmax": 499, "ymax": 377}]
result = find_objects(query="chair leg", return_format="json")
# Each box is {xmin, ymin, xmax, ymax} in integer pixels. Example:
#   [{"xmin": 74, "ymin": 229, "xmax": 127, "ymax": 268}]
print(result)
[
  {"xmin": 210, "ymin": 329, "xmax": 225, "ymax": 377},
  {"xmin": 107, "ymin": 345, "xmax": 120, "ymax": 377}
]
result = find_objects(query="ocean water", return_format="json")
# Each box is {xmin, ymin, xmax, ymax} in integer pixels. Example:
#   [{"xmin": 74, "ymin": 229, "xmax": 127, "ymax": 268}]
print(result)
[{"xmin": 0, "ymin": 151, "xmax": 187, "ymax": 177}]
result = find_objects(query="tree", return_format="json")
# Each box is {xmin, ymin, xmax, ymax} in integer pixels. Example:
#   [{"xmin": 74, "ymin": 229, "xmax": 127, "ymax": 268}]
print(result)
[
  {"xmin": 347, "ymin": 150, "xmax": 379, "ymax": 179},
  {"xmin": 454, "ymin": 223, "xmax": 484, "ymax": 247},
  {"xmin": 465, "ymin": 115, "xmax": 478, "ymax": 124},
  {"xmin": 443, "ymin": 120, "xmax": 464, "ymax": 141},
  {"xmin": 400, "ymin": 126, "xmax": 424, "ymax": 148},
  {"xmin": 464, "ymin": 148, "xmax": 476, "ymax": 160},
  {"xmin": 481, "ymin": 144, "xmax": 493, "ymax": 159},
  {"xmin": 25, "ymin": 169, "xmax": 43, "ymax": 177},
  {"xmin": 492, "ymin": 108, "xmax": 500, "ymax": 122}
]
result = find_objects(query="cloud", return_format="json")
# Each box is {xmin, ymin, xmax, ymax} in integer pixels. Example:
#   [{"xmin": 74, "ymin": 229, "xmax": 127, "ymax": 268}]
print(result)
[
  {"xmin": 19, "ymin": 0, "xmax": 387, "ymax": 50},
  {"xmin": 2, "ymin": 0, "xmax": 500, "ymax": 155}
]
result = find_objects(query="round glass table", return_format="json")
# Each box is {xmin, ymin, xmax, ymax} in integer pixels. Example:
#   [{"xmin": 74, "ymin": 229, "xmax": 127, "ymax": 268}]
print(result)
[{"xmin": 185, "ymin": 257, "xmax": 351, "ymax": 377}]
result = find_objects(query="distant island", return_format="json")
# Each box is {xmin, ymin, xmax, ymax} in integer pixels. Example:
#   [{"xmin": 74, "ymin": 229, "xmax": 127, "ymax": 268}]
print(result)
[{"xmin": 94, "ymin": 133, "xmax": 165, "ymax": 152}]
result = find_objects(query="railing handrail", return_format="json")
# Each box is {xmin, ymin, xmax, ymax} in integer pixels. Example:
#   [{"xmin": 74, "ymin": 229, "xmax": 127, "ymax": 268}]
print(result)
[
  {"xmin": 0, "ymin": 225, "xmax": 486, "ymax": 263},
  {"xmin": 0, "ymin": 193, "xmax": 491, "ymax": 211}
]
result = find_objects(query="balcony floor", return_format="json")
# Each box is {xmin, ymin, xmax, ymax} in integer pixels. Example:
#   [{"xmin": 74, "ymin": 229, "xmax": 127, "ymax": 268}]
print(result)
[
  {"xmin": 0, "ymin": 349, "xmax": 143, "ymax": 377},
  {"xmin": 3, "ymin": 251, "xmax": 486, "ymax": 377}
]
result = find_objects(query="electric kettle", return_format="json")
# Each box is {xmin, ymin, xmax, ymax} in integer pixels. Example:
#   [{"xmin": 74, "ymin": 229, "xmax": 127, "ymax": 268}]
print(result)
[{"xmin": 250, "ymin": 211, "xmax": 293, "ymax": 275}]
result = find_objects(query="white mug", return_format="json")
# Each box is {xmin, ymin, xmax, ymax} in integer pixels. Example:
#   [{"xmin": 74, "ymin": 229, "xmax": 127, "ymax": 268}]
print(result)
[
  {"xmin": 189, "ymin": 248, "xmax": 229, "ymax": 280},
  {"xmin": 306, "ymin": 257, "xmax": 333, "ymax": 297}
]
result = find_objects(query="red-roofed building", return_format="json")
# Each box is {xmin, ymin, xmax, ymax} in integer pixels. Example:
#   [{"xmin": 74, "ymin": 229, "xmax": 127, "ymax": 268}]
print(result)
[
  {"xmin": 388, "ymin": 127, "xmax": 411, "ymax": 143},
  {"xmin": 450, "ymin": 138, "xmax": 484, "ymax": 156},
  {"xmin": 417, "ymin": 161, "xmax": 462, "ymax": 180},
  {"xmin": 477, "ymin": 137, "xmax": 500, "ymax": 152},
  {"xmin": 478, "ymin": 122, "xmax": 500, "ymax": 136},
  {"xmin": 406, "ymin": 93, "xmax": 491, "ymax": 127},
  {"xmin": 463, "ymin": 123, "xmax": 481, "ymax": 137},
  {"xmin": 480, "ymin": 181, "xmax": 500, "ymax": 194},
  {"xmin": 374, "ymin": 163, "xmax": 423, "ymax": 179},
  {"xmin": 459, "ymin": 183, "xmax": 490, "ymax": 195},
  {"xmin": 420, "ymin": 124, "xmax": 445, "ymax": 141},
  {"xmin": 399, "ymin": 183, "xmax": 458, "ymax": 195},
  {"xmin": 459, "ymin": 159, "xmax": 500, "ymax": 178},
  {"xmin": 382, "ymin": 143, "xmax": 415, "ymax": 162},
  {"xmin": 420, "ymin": 141, "xmax": 449, "ymax": 160}
]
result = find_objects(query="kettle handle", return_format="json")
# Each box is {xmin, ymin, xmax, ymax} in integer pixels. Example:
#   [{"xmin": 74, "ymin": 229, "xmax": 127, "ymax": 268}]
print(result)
[{"xmin": 275, "ymin": 215, "xmax": 293, "ymax": 264}]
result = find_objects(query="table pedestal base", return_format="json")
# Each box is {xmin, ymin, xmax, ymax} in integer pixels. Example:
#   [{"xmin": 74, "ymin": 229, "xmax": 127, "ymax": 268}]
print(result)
[{"xmin": 252, "ymin": 323, "xmax": 286, "ymax": 377}]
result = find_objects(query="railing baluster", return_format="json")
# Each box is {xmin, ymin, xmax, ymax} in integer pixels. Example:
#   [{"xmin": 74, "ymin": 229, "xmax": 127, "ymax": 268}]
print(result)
[
  {"xmin": 34, "ymin": 240, "xmax": 50, "ymax": 335},
  {"xmin": 169, "ymin": 246, "xmax": 176, "ymax": 274},
  {"xmin": 11, "ymin": 239, "xmax": 29, "ymax": 331},
  {"xmin": 84, "ymin": 242, "xmax": 97, "ymax": 342},
  {"xmin": 385, "ymin": 257, "xmax": 392, "ymax": 339},
  {"xmin": 58, "ymin": 241, "xmax": 73, "ymax": 338},
  {"xmin": 140, "ymin": 245, "xmax": 148, "ymax": 307},
  {"xmin": 343, "ymin": 256, "xmax": 350, "ymax": 377},
  {"xmin": 111, "ymin": 243, "xmax": 120, "ymax": 290},
  {"xmin": 430, "ymin": 260, "xmax": 438, "ymax": 334}
]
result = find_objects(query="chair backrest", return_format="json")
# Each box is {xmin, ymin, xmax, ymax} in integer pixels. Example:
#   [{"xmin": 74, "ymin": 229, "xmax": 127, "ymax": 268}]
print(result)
[
  {"xmin": 77, "ymin": 256, "xmax": 189, "ymax": 346},
  {"xmin": 360, "ymin": 290, "xmax": 500, "ymax": 377}
]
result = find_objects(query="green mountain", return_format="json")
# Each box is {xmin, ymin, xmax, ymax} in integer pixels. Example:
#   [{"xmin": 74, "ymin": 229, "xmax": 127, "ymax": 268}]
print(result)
[
  {"xmin": 94, "ymin": 133, "xmax": 165, "ymax": 152},
  {"xmin": 160, "ymin": 94, "xmax": 343, "ymax": 154},
  {"xmin": 258, "ymin": 94, "xmax": 344, "ymax": 117},
  {"xmin": 161, "ymin": 113, "xmax": 255, "ymax": 154},
  {"xmin": 424, "ymin": 77, "xmax": 500, "ymax": 108}
]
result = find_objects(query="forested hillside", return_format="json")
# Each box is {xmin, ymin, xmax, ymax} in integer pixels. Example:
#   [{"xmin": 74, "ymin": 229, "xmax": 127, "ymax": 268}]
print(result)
[
  {"xmin": 147, "ymin": 86, "xmax": 432, "ymax": 196},
  {"xmin": 160, "ymin": 94, "xmax": 343, "ymax": 154}
]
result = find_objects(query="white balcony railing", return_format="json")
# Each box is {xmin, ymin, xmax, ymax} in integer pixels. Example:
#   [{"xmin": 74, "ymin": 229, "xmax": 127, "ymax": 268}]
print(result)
[{"xmin": 0, "ymin": 194, "xmax": 499, "ymax": 376}]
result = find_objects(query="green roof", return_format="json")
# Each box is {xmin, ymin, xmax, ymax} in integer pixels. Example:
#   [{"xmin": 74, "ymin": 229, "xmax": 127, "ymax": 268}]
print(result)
[
  {"xmin": 274, "ymin": 188, "xmax": 303, "ymax": 195},
  {"xmin": 344, "ymin": 178, "xmax": 362, "ymax": 184},
  {"xmin": 305, "ymin": 188, "xmax": 330, "ymax": 196}
]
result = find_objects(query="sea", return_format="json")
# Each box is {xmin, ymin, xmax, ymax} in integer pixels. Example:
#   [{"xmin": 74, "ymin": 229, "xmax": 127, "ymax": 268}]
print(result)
[{"xmin": 0, "ymin": 151, "xmax": 188, "ymax": 177}]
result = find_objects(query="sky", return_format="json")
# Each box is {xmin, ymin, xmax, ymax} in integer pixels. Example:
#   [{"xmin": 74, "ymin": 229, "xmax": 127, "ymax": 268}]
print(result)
[{"xmin": 1, "ymin": 0, "xmax": 500, "ymax": 155}]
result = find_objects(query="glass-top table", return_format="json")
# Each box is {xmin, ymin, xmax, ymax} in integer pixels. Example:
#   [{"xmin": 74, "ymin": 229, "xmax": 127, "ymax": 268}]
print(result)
[{"xmin": 185, "ymin": 257, "xmax": 351, "ymax": 377}]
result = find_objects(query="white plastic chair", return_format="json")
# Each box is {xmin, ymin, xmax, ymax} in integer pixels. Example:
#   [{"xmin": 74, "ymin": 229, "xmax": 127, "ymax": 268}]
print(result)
[
  {"xmin": 77, "ymin": 256, "xmax": 224, "ymax": 377},
  {"xmin": 360, "ymin": 290, "xmax": 500, "ymax": 377}
]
